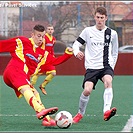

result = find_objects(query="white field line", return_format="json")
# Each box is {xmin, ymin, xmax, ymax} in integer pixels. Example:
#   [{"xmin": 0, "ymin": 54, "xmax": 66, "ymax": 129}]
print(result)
[
  {"xmin": 0, "ymin": 113, "xmax": 132, "ymax": 132},
  {"xmin": 121, "ymin": 115, "xmax": 133, "ymax": 132},
  {"xmin": 0, "ymin": 113, "xmax": 131, "ymax": 117}
]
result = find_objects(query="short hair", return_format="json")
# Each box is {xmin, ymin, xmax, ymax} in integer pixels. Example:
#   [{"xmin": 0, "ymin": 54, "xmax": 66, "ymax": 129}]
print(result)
[
  {"xmin": 95, "ymin": 7, "xmax": 107, "ymax": 16},
  {"xmin": 46, "ymin": 24, "xmax": 54, "ymax": 28},
  {"xmin": 33, "ymin": 24, "xmax": 45, "ymax": 32}
]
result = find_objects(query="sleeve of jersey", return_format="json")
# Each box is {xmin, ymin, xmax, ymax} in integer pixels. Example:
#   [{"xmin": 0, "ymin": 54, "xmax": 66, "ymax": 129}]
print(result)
[
  {"xmin": 72, "ymin": 40, "xmax": 83, "ymax": 56},
  {"xmin": 112, "ymin": 31, "xmax": 119, "ymax": 69},
  {"xmin": 45, "ymin": 48, "xmax": 73, "ymax": 66},
  {"xmin": 0, "ymin": 37, "xmax": 18, "ymax": 53},
  {"xmin": 72, "ymin": 28, "xmax": 86, "ymax": 56}
]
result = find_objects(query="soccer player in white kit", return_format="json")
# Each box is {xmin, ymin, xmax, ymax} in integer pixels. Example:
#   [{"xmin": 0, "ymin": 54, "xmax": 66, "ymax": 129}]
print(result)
[{"xmin": 72, "ymin": 6, "xmax": 119, "ymax": 123}]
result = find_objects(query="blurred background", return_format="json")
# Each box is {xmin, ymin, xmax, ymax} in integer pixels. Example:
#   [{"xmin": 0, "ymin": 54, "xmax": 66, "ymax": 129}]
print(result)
[
  {"xmin": 0, "ymin": 1, "xmax": 133, "ymax": 52},
  {"xmin": 0, "ymin": 1, "xmax": 133, "ymax": 75}
]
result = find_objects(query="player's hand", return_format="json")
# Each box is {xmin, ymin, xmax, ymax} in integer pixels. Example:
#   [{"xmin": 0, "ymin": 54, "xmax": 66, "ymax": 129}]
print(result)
[
  {"xmin": 76, "ymin": 51, "xmax": 84, "ymax": 60},
  {"xmin": 65, "ymin": 47, "xmax": 73, "ymax": 55}
]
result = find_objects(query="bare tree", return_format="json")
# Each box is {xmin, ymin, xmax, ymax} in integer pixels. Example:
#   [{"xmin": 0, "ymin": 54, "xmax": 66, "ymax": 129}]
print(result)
[
  {"xmin": 22, "ymin": 1, "xmax": 133, "ymax": 47},
  {"xmin": 51, "ymin": 4, "xmax": 79, "ymax": 40},
  {"xmin": 23, "ymin": 3, "xmax": 47, "ymax": 21},
  {"xmin": 22, "ymin": 2, "xmax": 85, "ymax": 40}
]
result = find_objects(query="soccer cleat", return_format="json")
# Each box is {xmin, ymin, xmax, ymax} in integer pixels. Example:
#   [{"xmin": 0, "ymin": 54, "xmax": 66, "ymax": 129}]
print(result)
[
  {"xmin": 73, "ymin": 113, "xmax": 83, "ymax": 124},
  {"xmin": 39, "ymin": 85, "xmax": 47, "ymax": 95},
  {"xmin": 104, "ymin": 107, "xmax": 117, "ymax": 121},
  {"xmin": 36, "ymin": 107, "xmax": 58, "ymax": 120},
  {"xmin": 42, "ymin": 117, "xmax": 56, "ymax": 127}
]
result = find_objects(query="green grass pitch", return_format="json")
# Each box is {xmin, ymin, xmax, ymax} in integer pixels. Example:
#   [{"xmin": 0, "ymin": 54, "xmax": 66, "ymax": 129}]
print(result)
[{"xmin": 0, "ymin": 75, "xmax": 132, "ymax": 132}]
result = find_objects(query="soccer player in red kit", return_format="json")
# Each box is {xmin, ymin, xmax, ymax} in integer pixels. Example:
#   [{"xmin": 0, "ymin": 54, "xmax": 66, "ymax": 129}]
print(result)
[
  {"xmin": 0, "ymin": 25, "xmax": 73, "ymax": 127},
  {"xmin": 31, "ymin": 24, "xmax": 57, "ymax": 95}
]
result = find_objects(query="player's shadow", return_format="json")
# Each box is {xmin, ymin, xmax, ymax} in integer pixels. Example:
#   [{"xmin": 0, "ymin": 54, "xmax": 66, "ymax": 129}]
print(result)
[{"xmin": 44, "ymin": 126, "xmax": 58, "ymax": 129}]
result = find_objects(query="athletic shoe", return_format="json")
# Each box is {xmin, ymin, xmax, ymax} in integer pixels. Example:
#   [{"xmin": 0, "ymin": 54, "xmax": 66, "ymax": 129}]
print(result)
[
  {"xmin": 104, "ymin": 107, "xmax": 117, "ymax": 121},
  {"xmin": 36, "ymin": 107, "xmax": 58, "ymax": 120},
  {"xmin": 39, "ymin": 85, "xmax": 47, "ymax": 95},
  {"xmin": 73, "ymin": 113, "xmax": 83, "ymax": 123},
  {"xmin": 42, "ymin": 117, "xmax": 56, "ymax": 127}
]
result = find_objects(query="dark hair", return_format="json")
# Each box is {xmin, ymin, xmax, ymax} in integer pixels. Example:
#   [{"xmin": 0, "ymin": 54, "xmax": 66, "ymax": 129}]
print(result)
[
  {"xmin": 95, "ymin": 7, "xmax": 107, "ymax": 16},
  {"xmin": 33, "ymin": 24, "xmax": 45, "ymax": 32}
]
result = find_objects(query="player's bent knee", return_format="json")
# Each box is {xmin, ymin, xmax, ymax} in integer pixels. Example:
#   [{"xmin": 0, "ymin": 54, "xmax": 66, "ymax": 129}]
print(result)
[{"xmin": 84, "ymin": 89, "xmax": 92, "ymax": 96}]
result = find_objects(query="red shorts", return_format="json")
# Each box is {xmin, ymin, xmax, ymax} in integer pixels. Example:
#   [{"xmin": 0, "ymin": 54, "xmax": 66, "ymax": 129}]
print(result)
[
  {"xmin": 3, "ymin": 65, "xmax": 30, "ymax": 98},
  {"xmin": 39, "ymin": 64, "xmax": 56, "ymax": 74}
]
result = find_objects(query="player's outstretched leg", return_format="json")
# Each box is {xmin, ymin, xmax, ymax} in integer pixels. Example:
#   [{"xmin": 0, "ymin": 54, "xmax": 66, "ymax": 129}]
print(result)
[
  {"xmin": 36, "ymin": 107, "xmax": 58, "ymax": 120},
  {"xmin": 21, "ymin": 87, "xmax": 58, "ymax": 120},
  {"xmin": 103, "ymin": 107, "xmax": 117, "ymax": 121}
]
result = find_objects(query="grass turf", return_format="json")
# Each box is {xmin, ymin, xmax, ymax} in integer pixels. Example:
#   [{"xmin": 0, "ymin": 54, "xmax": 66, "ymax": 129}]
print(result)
[{"xmin": 0, "ymin": 75, "xmax": 132, "ymax": 132}]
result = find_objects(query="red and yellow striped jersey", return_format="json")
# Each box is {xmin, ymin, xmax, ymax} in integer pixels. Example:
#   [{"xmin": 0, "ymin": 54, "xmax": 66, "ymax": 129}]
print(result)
[
  {"xmin": 0, "ymin": 36, "xmax": 73, "ymax": 79},
  {"xmin": 44, "ymin": 33, "xmax": 56, "ymax": 55}
]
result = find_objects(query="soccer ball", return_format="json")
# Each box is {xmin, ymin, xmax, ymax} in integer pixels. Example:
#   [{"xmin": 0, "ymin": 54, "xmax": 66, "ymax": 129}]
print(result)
[{"xmin": 55, "ymin": 110, "xmax": 73, "ymax": 129}]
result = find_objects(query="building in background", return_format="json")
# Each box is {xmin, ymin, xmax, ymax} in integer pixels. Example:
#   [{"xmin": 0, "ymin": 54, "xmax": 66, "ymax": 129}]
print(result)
[
  {"xmin": 0, "ymin": 1, "xmax": 21, "ymax": 37},
  {"xmin": 0, "ymin": 1, "xmax": 132, "ymax": 47}
]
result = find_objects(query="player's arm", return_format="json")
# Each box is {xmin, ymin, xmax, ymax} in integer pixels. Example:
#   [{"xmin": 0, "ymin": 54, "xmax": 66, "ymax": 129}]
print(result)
[
  {"xmin": 45, "ymin": 47, "xmax": 73, "ymax": 66},
  {"xmin": 72, "ymin": 28, "xmax": 87, "ymax": 60},
  {"xmin": 0, "ymin": 36, "xmax": 28, "ymax": 53},
  {"xmin": 51, "ymin": 49, "xmax": 54, "ymax": 56},
  {"xmin": 52, "ymin": 37, "xmax": 56, "ymax": 55},
  {"xmin": 112, "ymin": 31, "xmax": 119, "ymax": 69},
  {"xmin": 73, "ymin": 40, "xmax": 84, "ymax": 60},
  {"xmin": 51, "ymin": 39, "xmax": 55, "ymax": 55},
  {"xmin": 0, "ymin": 37, "xmax": 17, "ymax": 53}
]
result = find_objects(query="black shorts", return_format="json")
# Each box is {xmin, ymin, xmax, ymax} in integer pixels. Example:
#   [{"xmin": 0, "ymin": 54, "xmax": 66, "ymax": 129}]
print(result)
[{"xmin": 82, "ymin": 66, "xmax": 114, "ymax": 89}]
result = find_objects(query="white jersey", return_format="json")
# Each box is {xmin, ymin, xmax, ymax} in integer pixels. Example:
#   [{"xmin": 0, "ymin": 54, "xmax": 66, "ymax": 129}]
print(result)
[{"xmin": 73, "ymin": 25, "xmax": 118, "ymax": 70}]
